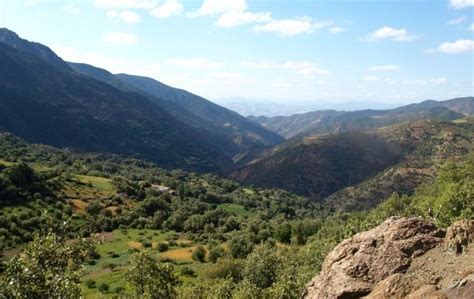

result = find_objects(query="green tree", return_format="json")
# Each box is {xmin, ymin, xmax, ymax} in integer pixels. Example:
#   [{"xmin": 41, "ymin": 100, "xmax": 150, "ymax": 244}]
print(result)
[
  {"xmin": 0, "ymin": 229, "xmax": 92, "ymax": 299},
  {"xmin": 192, "ymin": 246, "xmax": 207, "ymax": 262},
  {"xmin": 243, "ymin": 244, "xmax": 280, "ymax": 289},
  {"xmin": 126, "ymin": 250, "xmax": 177, "ymax": 298}
]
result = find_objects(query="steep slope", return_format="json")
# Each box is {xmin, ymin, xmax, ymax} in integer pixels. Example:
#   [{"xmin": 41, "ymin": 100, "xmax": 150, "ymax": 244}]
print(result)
[
  {"xmin": 231, "ymin": 132, "xmax": 404, "ymax": 201},
  {"xmin": 69, "ymin": 62, "xmax": 284, "ymax": 161},
  {"xmin": 250, "ymin": 98, "xmax": 471, "ymax": 139},
  {"xmin": 0, "ymin": 41, "xmax": 232, "ymax": 172},
  {"xmin": 324, "ymin": 119, "xmax": 474, "ymax": 211},
  {"xmin": 231, "ymin": 119, "xmax": 474, "ymax": 202},
  {"xmin": 0, "ymin": 28, "xmax": 71, "ymax": 71}
]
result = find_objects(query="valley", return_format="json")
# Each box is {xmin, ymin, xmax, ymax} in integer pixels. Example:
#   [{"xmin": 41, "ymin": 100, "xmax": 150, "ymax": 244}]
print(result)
[{"xmin": 0, "ymin": 18, "xmax": 472, "ymax": 299}]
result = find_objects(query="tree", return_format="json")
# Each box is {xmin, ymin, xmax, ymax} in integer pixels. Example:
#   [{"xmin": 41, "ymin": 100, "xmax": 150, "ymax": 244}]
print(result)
[
  {"xmin": 243, "ymin": 244, "xmax": 280, "ymax": 289},
  {"xmin": 192, "ymin": 246, "xmax": 207, "ymax": 262},
  {"xmin": 0, "ymin": 228, "xmax": 93, "ymax": 299},
  {"xmin": 274, "ymin": 222, "xmax": 292, "ymax": 244},
  {"xmin": 126, "ymin": 250, "xmax": 177, "ymax": 298}
]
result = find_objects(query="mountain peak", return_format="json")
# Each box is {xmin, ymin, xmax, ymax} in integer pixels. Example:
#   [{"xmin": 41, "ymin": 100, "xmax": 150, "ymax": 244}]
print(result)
[{"xmin": 0, "ymin": 28, "xmax": 71, "ymax": 71}]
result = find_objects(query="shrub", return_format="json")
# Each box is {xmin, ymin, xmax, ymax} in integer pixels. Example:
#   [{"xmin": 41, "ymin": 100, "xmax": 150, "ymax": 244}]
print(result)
[
  {"xmin": 191, "ymin": 246, "xmax": 206, "ymax": 262},
  {"xmin": 85, "ymin": 279, "xmax": 96, "ymax": 289},
  {"xmin": 157, "ymin": 242, "xmax": 169, "ymax": 252},
  {"xmin": 179, "ymin": 266, "xmax": 195, "ymax": 277},
  {"xmin": 98, "ymin": 283, "xmax": 109, "ymax": 293}
]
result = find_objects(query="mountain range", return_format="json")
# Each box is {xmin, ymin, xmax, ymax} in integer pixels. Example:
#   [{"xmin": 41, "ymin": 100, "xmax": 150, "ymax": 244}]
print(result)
[
  {"xmin": 0, "ymin": 28, "xmax": 282, "ymax": 172},
  {"xmin": 249, "ymin": 97, "xmax": 472, "ymax": 139},
  {"xmin": 0, "ymin": 28, "xmax": 473, "ymax": 212}
]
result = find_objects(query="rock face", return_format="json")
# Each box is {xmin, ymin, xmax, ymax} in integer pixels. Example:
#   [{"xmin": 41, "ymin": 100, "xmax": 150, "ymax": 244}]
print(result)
[
  {"xmin": 303, "ymin": 217, "xmax": 445, "ymax": 299},
  {"xmin": 444, "ymin": 220, "xmax": 474, "ymax": 254}
]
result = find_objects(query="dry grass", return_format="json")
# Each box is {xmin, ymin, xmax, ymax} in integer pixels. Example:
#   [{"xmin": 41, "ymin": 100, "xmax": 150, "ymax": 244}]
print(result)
[
  {"xmin": 127, "ymin": 241, "xmax": 142, "ymax": 249},
  {"xmin": 160, "ymin": 246, "xmax": 196, "ymax": 261},
  {"xmin": 70, "ymin": 199, "xmax": 87, "ymax": 213}
]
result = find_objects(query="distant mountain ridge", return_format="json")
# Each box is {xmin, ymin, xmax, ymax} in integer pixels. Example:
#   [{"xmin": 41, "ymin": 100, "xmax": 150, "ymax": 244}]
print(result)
[
  {"xmin": 68, "ymin": 62, "xmax": 284, "ymax": 161},
  {"xmin": 0, "ymin": 29, "xmax": 236, "ymax": 172},
  {"xmin": 249, "ymin": 97, "xmax": 473, "ymax": 139},
  {"xmin": 0, "ymin": 28, "xmax": 283, "ymax": 172}
]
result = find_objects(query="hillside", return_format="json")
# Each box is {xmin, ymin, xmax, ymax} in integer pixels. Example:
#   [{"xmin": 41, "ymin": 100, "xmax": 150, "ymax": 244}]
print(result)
[
  {"xmin": 69, "ymin": 63, "xmax": 284, "ymax": 161},
  {"xmin": 231, "ymin": 119, "xmax": 474, "ymax": 203},
  {"xmin": 1, "ymin": 130, "xmax": 472, "ymax": 298},
  {"xmin": 0, "ymin": 37, "xmax": 232, "ymax": 173},
  {"xmin": 249, "ymin": 97, "xmax": 472, "ymax": 139}
]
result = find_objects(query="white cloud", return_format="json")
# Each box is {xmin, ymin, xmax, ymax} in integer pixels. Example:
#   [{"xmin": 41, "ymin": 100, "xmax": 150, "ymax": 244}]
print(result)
[
  {"xmin": 207, "ymin": 72, "xmax": 243, "ymax": 80},
  {"xmin": 63, "ymin": 3, "xmax": 80, "ymax": 14},
  {"xmin": 241, "ymin": 61, "xmax": 276, "ymax": 69},
  {"xmin": 102, "ymin": 32, "xmax": 138, "ymax": 44},
  {"xmin": 329, "ymin": 26, "xmax": 345, "ymax": 34},
  {"xmin": 107, "ymin": 10, "xmax": 141, "ymax": 23},
  {"xmin": 166, "ymin": 58, "xmax": 224, "ymax": 69},
  {"xmin": 215, "ymin": 11, "xmax": 271, "ymax": 27},
  {"xmin": 284, "ymin": 61, "xmax": 330, "ymax": 77},
  {"xmin": 430, "ymin": 78, "xmax": 447, "ymax": 84},
  {"xmin": 368, "ymin": 65, "xmax": 400, "ymax": 71},
  {"xmin": 366, "ymin": 26, "xmax": 417, "ymax": 42},
  {"xmin": 362, "ymin": 76, "xmax": 380, "ymax": 81},
  {"xmin": 242, "ymin": 60, "xmax": 329, "ymax": 78},
  {"xmin": 469, "ymin": 23, "xmax": 474, "ymax": 31},
  {"xmin": 449, "ymin": 0, "xmax": 474, "ymax": 9},
  {"xmin": 436, "ymin": 39, "xmax": 474, "ymax": 53},
  {"xmin": 189, "ymin": 0, "xmax": 247, "ymax": 17},
  {"xmin": 253, "ymin": 17, "xmax": 333, "ymax": 36},
  {"xmin": 94, "ymin": 0, "xmax": 157, "ymax": 9},
  {"xmin": 149, "ymin": 0, "xmax": 183, "ymax": 18},
  {"xmin": 447, "ymin": 16, "xmax": 466, "ymax": 25}
]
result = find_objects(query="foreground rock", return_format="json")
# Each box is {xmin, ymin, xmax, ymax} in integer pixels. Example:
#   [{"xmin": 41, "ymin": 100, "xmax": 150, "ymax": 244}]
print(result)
[
  {"xmin": 303, "ymin": 218, "xmax": 474, "ymax": 298},
  {"xmin": 303, "ymin": 217, "xmax": 445, "ymax": 298}
]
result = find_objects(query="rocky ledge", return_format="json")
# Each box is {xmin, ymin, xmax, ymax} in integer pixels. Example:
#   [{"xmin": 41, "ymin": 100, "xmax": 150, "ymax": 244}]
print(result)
[{"xmin": 303, "ymin": 217, "xmax": 474, "ymax": 299}]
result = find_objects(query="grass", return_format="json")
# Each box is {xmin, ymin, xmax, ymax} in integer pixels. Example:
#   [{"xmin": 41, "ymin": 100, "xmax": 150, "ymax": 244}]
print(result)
[
  {"xmin": 75, "ymin": 175, "xmax": 114, "ymax": 191},
  {"xmin": 0, "ymin": 159, "xmax": 13, "ymax": 166},
  {"xmin": 219, "ymin": 203, "xmax": 253, "ymax": 217},
  {"xmin": 81, "ymin": 228, "xmax": 213, "ymax": 297}
]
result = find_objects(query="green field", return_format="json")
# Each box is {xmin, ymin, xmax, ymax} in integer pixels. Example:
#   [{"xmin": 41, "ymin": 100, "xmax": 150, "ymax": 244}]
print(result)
[
  {"xmin": 219, "ymin": 203, "xmax": 253, "ymax": 217},
  {"xmin": 75, "ymin": 175, "xmax": 114, "ymax": 191},
  {"xmin": 81, "ymin": 229, "xmax": 212, "ymax": 298}
]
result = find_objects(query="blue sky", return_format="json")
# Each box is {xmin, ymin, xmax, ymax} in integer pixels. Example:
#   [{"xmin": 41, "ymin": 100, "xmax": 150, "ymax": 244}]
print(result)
[{"xmin": 0, "ymin": 0, "xmax": 473, "ymax": 105}]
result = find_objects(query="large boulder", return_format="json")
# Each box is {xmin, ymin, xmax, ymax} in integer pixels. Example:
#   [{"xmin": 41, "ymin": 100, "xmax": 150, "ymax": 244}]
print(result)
[{"xmin": 303, "ymin": 217, "xmax": 445, "ymax": 299}]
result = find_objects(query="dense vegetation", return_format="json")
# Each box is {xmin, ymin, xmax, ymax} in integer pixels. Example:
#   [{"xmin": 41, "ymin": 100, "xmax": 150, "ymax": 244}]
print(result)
[
  {"xmin": 232, "ymin": 119, "xmax": 474, "ymax": 204},
  {"xmin": 0, "ymin": 131, "xmax": 472, "ymax": 298}
]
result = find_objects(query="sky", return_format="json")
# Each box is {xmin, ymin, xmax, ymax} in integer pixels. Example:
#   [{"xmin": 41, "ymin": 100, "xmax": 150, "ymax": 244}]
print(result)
[{"xmin": 0, "ymin": 0, "xmax": 473, "ymax": 106}]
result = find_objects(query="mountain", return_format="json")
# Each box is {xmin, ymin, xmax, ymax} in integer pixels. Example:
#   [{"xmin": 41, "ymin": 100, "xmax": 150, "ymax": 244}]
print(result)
[
  {"xmin": 68, "ymin": 62, "xmax": 284, "ymax": 161},
  {"xmin": 231, "ymin": 119, "xmax": 474, "ymax": 203},
  {"xmin": 0, "ymin": 31, "xmax": 233, "ymax": 172},
  {"xmin": 249, "ymin": 98, "xmax": 473, "ymax": 139},
  {"xmin": 0, "ymin": 28, "xmax": 71, "ymax": 71}
]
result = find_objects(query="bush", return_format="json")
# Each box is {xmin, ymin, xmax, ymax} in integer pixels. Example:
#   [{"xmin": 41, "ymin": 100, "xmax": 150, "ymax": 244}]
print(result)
[
  {"xmin": 191, "ymin": 246, "xmax": 207, "ymax": 262},
  {"xmin": 98, "ymin": 283, "xmax": 109, "ymax": 293},
  {"xmin": 157, "ymin": 242, "xmax": 169, "ymax": 252},
  {"xmin": 85, "ymin": 279, "xmax": 96, "ymax": 289},
  {"xmin": 179, "ymin": 266, "xmax": 195, "ymax": 277},
  {"xmin": 207, "ymin": 246, "xmax": 225, "ymax": 263},
  {"xmin": 204, "ymin": 259, "xmax": 244, "ymax": 282}
]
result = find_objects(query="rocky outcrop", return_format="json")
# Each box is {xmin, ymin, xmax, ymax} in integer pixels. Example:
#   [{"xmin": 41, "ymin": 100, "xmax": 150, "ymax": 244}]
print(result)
[
  {"xmin": 303, "ymin": 218, "xmax": 474, "ymax": 299},
  {"xmin": 445, "ymin": 220, "xmax": 474, "ymax": 254},
  {"xmin": 303, "ymin": 217, "xmax": 445, "ymax": 298}
]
